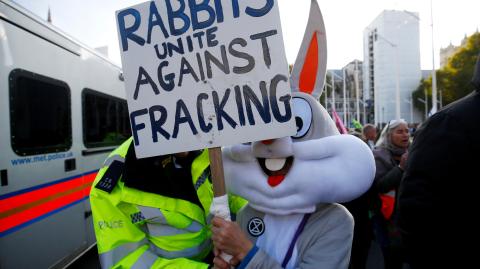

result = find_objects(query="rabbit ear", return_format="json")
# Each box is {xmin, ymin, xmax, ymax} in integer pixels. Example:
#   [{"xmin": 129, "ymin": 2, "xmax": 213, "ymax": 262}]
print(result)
[{"xmin": 290, "ymin": 0, "xmax": 327, "ymax": 99}]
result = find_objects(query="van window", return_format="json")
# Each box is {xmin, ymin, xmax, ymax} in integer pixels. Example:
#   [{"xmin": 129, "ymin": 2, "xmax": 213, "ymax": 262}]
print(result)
[
  {"xmin": 82, "ymin": 89, "xmax": 131, "ymax": 148},
  {"xmin": 9, "ymin": 69, "xmax": 72, "ymax": 156}
]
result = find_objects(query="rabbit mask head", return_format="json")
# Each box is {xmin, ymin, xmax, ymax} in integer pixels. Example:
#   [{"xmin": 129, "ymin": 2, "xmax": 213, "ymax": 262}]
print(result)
[{"xmin": 222, "ymin": 0, "xmax": 375, "ymax": 215}]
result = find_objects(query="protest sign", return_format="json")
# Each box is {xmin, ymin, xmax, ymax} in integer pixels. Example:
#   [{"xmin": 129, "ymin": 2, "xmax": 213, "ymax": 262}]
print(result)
[{"xmin": 117, "ymin": 0, "xmax": 296, "ymax": 158}]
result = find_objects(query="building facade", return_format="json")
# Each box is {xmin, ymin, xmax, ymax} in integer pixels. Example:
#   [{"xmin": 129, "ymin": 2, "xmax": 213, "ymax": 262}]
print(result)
[
  {"xmin": 439, "ymin": 35, "xmax": 470, "ymax": 68},
  {"xmin": 363, "ymin": 10, "xmax": 422, "ymax": 125},
  {"xmin": 325, "ymin": 62, "xmax": 367, "ymax": 128}
]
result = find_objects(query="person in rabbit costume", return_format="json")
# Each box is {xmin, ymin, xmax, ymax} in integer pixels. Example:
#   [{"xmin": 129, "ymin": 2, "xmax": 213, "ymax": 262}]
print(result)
[{"xmin": 210, "ymin": 1, "xmax": 376, "ymax": 269}]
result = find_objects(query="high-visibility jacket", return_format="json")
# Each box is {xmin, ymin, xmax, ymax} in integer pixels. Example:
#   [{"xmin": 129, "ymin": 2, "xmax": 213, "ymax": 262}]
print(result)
[{"xmin": 90, "ymin": 138, "xmax": 246, "ymax": 269}]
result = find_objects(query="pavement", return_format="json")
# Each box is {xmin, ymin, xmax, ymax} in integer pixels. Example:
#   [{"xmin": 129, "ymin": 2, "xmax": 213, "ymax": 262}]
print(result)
[
  {"xmin": 367, "ymin": 240, "xmax": 384, "ymax": 269},
  {"xmin": 67, "ymin": 245, "xmax": 101, "ymax": 269},
  {"xmin": 66, "ymin": 240, "xmax": 409, "ymax": 269}
]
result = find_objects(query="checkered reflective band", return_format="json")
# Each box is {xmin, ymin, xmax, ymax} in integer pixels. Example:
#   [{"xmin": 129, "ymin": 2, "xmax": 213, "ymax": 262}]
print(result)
[
  {"xmin": 194, "ymin": 167, "xmax": 210, "ymax": 191},
  {"xmin": 130, "ymin": 212, "xmax": 145, "ymax": 224}
]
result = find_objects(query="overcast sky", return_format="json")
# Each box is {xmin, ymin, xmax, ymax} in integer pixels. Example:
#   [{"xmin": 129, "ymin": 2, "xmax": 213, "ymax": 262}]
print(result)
[{"xmin": 10, "ymin": 0, "xmax": 480, "ymax": 69}]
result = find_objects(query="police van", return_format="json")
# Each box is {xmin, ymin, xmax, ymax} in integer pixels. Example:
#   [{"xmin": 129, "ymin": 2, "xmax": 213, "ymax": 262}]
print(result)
[{"xmin": 0, "ymin": 0, "xmax": 130, "ymax": 268}]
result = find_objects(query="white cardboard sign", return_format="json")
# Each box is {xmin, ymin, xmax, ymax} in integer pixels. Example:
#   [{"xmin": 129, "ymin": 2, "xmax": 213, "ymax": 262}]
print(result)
[{"xmin": 116, "ymin": 0, "xmax": 296, "ymax": 158}]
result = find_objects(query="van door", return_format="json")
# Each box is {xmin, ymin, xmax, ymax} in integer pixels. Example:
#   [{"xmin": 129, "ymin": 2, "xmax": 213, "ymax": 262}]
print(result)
[
  {"xmin": 79, "ymin": 89, "xmax": 131, "ymax": 246},
  {"xmin": 0, "ymin": 68, "xmax": 87, "ymax": 269}
]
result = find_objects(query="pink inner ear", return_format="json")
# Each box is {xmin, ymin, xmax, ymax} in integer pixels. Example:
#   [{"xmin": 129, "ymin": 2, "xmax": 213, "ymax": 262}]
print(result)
[{"xmin": 299, "ymin": 33, "xmax": 319, "ymax": 95}]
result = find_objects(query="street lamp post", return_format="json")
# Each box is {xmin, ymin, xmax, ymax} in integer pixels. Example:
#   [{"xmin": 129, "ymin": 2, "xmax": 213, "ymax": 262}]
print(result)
[
  {"xmin": 363, "ymin": 99, "xmax": 367, "ymax": 125},
  {"xmin": 430, "ymin": 0, "xmax": 438, "ymax": 114},
  {"xmin": 393, "ymin": 47, "xmax": 401, "ymax": 120},
  {"xmin": 381, "ymin": 40, "xmax": 401, "ymax": 120},
  {"xmin": 354, "ymin": 60, "xmax": 361, "ymax": 122},
  {"xmin": 439, "ymin": 89, "xmax": 443, "ymax": 108},
  {"xmin": 403, "ymin": 7, "xmax": 438, "ymax": 115},
  {"xmin": 346, "ymin": 87, "xmax": 350, "ymax": 127},
  {"xmin": 324, "ymin": 84, "xmax": 328, "ymax": 110},
  {"xmin": 358, "ymin": 100, "xmax": 368, "ymax": 125},
  {"xmin": 417, "ymin": 96, "xmax": 428, "ymax": 120},
  {"xmin": 342, "ymin": 68, "xmax": 347, "ymax": 125},
  {"xmin": 367, "ymin": 27, "xmax": 401, "ymax": 121},
  {"xmin": 381, "ymin": 107, "xmax": 385, "ymax": 126},
  {"xmin": 331, "ymin": 70, "xmax": 336, "ymax": 114},
  {"xmin": 425, "ymin": 88, "xmax": 428, "ymax": 118},
  {"xmin": 409, "ymin": 95, "xmax": 413, "ymax": 123},
  {"xmin": 405, "ymin": 96, "xmax": 413, "ymax": 123}
]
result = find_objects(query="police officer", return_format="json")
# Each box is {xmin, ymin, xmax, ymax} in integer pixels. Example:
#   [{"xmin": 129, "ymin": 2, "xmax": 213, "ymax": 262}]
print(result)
[{"xmin": 90, "ymin": 137, "xmax": 246, "ymax": 268}]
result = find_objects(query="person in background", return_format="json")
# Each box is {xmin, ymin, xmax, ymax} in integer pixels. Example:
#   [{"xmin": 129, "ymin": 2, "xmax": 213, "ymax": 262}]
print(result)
[
  {"xmin": 397, "ymin": 54, "xmax": 480, "ymax": 269},
  {"xmin": 342, "ymin": 189, "xmax": 374, "ymax": 269},
  {"xmin": 349, "ymin": 129, "xmax": 363, "ymax": 139},
  {"xmin": 407, "ymin": 124, "xmax": 416, "ymax": 139},
  {"xmin": 371, "ymin": 119, "xmax": 409, "ymax": 269},
  {"xmin": 362, "ymin": 124, "xmax": 378, "ymax": 150},
  {"xmin": 342, "ymin": 125, "xmax": 378, "ymax": 269},
  {"xmin": 90, "ymin": 138, "xmax": 246, "ymax": 268}
]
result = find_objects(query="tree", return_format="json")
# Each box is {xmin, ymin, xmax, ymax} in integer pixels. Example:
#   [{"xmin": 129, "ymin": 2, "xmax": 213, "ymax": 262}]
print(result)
[{"xmin": 413, "ymin": 32, "xmax": 480, "ymax": 112}]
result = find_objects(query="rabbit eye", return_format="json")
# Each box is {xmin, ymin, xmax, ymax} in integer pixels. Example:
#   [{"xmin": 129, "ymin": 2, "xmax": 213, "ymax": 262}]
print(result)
[
  {"xmin": 295, "ymin": 116, "xmax": 303, "ymax": 132},
  {"xmin": 292, "ymin": 97, "xmax": 312, "ymax": 139}
]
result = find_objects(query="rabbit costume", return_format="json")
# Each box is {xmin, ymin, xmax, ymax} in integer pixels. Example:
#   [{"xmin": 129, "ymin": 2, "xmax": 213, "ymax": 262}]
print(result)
[{"xmin": 214, "ymin": 1, "xmax": 376, "ymax": 268}]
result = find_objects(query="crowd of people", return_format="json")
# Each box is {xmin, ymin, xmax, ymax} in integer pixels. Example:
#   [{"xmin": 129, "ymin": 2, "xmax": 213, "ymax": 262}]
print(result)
[
  {"xmin": 345, "ymin": 119, "xmax": 410, "ymax": 269},
  {"xmin": 345, "ymin": 54, "xmax": 480, "ymax": 269},
  {"xmin": 89, "ymin": 55, "xmax": 480, "ymax": 269}
]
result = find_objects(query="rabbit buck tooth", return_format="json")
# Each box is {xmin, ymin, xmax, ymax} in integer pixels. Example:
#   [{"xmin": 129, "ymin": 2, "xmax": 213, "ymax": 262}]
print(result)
[{"xmin": 265, "ymin": 158, "xmax": 286, "ymax": 171}]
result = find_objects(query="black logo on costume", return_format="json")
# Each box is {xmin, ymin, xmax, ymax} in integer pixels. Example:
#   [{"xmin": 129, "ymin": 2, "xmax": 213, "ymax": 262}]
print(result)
[{"xmin": 247, "ymin": 217, "xmax": 265, "ymax": 237}]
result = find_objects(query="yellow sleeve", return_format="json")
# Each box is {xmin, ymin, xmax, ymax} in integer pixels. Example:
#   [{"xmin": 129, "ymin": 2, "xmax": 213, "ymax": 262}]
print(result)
[
  {"xmin": 228, "ymin": 194, "xmax": 248, "ymax": 214},
  {"xmin": 90, "ymin": 168, "xmax": 209, "ymax": 269}
]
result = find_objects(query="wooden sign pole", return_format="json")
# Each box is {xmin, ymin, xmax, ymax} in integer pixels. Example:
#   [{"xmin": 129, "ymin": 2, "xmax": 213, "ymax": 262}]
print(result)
[
  {"xmin": 208, "ymin": 147, "xmax": 226, "ymax": 197},
  {"xmin": 208, "ymin": 146, "xmax": 234, "ymax": 264}
]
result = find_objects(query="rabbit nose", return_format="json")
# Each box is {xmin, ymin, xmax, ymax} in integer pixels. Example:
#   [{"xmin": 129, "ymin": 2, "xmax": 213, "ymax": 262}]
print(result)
[
  {"xmin": 261, "ymin": 139, "xmax": 275, "ymax": 145},
  {"xmin": 253, "ymin": 137, "xmax": 293, "ymax": 158}
]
